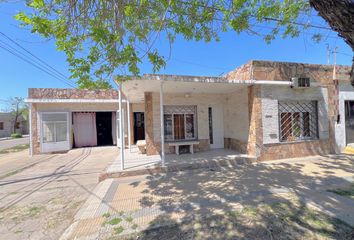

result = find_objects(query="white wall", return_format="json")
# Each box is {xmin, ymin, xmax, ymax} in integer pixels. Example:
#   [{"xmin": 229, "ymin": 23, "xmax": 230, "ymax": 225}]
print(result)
[
  {"xmin": 336, "ymin": 84, "xmax": 354, "ymax": 151},
  {"xmin": 35, "ymin": 102, "xmax": 120, "ymax": 151},
  {"xmin": 223, "ymin": 88, "xmax": 250, "ymax": 141},
  {"xmin": 261, "ymin": 85, "xmax": 329, "ymax": 144}
]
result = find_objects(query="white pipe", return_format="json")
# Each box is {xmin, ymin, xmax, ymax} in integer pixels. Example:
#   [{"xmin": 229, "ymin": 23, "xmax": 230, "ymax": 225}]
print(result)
[
  {"xmin": 118, "ymin": 89, "xmax": 124, "ymax": 170},
  {"xmin": 29, "ymin": 104, "xmax": 33, "ymax": 157},
  {"xmin": 160, "ymin": 83, "xmax": 165, "ymax": 166},
  {"xmin": 127, "ymin": 100, "xmax": 131, "ymax": 153},
  {"xmin": 228, "ymin": 79, "xmax": 292, "ymax": 85}
]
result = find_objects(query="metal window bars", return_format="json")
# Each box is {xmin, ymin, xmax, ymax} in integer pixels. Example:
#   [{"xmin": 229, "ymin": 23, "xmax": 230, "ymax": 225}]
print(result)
[{"xmin": 279, "ymin": 101, "xmax": 318, "ymax": 142}]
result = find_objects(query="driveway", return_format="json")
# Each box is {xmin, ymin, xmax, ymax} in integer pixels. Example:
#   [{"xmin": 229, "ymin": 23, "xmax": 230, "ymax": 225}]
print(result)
[
  {"xmin": 0, "ymin": 137, "xmax": 29, "ymax": 150},
  {"xmin": 0, "ymin": 146, "xmax": 117, "ymax": 240}
]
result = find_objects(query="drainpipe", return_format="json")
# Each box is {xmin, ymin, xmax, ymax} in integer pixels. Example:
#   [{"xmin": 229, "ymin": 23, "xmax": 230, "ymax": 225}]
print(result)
[{"xmin": 29, "ymin": 104, "xmax": 33, "ymax": 157}]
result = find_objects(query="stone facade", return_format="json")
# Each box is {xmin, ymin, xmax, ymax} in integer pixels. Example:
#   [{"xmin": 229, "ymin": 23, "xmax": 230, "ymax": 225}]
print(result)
[
  {"xmin": 144, "ymin": 92, "xmax": 159, "ymax": 155},
  {"xmin": 29, "ymin": 88, "xmax": 118, "ymax": 99}
]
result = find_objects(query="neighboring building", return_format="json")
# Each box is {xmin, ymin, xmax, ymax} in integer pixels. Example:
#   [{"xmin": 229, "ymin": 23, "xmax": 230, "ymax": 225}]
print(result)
[
  {"xmin": 27, "ymin": 60, "xmax": 353, "ymax": 162},
  {"xmin": 0, "ymin": 112, "xmax": 28, "ymax": 138}
]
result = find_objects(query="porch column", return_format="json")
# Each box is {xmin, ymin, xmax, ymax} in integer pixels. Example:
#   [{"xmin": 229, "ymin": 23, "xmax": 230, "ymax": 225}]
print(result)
[
  {"xmin": 118, "ymin": 89, "xmax": 125, "ymax": 170},
  {"xmin": 29, "ymin": 104, "xmax": 33, "ymax": 157},
  {"xmin": 127, "ymin": 99, "xmax": 131, "ymax": 152},
  {"xmin": 160, "ymin": 82, "xmax": 165, "ymax": 166}
]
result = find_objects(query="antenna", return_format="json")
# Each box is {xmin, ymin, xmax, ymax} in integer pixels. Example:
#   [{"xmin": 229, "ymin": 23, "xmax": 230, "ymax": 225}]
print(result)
[{"xmin": 333, "ymin": 46, "xmax": 338, "ymax": 66}]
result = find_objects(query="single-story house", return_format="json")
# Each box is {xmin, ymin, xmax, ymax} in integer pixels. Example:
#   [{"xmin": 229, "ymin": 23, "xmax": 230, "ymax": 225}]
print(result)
[
  {"xmin": 0, "ymin": 112, "xmax": 28, "ymax": 138},
  {"xmin": 26, "ymin": 60, "xmax": 353, "ymax": 166}
]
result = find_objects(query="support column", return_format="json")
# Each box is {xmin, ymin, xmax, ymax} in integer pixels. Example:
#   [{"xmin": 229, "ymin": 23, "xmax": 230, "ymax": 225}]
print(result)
[
  {"xmin": 29, "ymin": 104, "xmax": 33, "ymax": 156},
  {"xmin": 119, "ymin": 89, "xmax": 124, "ymax": 170},
  {"xmin": 127, "ymin": 100, "xmax": 131, "ymax": 152},
  {"xmin": 160, "ymin": 83, "xmax": 165, "ymax": 166}
]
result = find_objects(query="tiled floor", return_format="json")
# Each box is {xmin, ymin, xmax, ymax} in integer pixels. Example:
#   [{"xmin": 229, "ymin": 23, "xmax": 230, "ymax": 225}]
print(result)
[
  {"xmin": 61, "ymin": 154, "xmax": 354, "ymax": 240},
  {"xmin": 106, "ymin": 146, "xmax": 253, "ymax": 173}
]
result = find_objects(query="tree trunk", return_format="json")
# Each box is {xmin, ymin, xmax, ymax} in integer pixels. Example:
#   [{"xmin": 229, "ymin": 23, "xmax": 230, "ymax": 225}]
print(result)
[{"xmin": 310, "ymin": 0, "xmax": 354, "ymax": 86}]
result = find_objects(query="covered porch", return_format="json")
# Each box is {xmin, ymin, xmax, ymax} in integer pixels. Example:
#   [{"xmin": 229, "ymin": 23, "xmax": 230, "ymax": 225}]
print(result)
[
  {"xmin": 105, "ymin": 145, "xmax": 255, "ymax": 176},
  {"xmin": 113, "ymin": 74, "xmax": 258, "ymax": 171}
]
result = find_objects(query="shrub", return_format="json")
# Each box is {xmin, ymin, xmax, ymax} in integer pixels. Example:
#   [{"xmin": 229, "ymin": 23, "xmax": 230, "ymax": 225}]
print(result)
[{"xmin": 11, "ymin": 133, "xmax": 22, "ymax": 138}]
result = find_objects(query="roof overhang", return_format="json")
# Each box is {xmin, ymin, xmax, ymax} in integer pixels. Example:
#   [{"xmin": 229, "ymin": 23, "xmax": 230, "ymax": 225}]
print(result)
[
  {"xmin": 121, "ymin": 76, "xmax": 254, "ymax": 103},
  {"xmin": 25, "ymin": 98, "xmax": 123, "ymax": 103}
]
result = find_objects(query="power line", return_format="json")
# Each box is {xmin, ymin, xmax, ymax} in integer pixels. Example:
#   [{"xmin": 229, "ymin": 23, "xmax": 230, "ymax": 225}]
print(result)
[
  {"xmin": 0, "ymin": 43, "xmax": 76, "ymax": 87},
  {"xmin": 0, "ymin": 38, "xmax": 73, "ymax": 84},
  {"xmin": 0, "ymin": 31, "xmax": 72, "ymax": 82}
]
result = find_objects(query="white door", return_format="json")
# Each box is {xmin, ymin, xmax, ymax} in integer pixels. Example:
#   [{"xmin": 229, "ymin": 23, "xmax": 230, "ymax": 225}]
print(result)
[
  {"xmin": 209, "ymin": 105, "xmax": 224, "ymax": 149},
  {"xmin": 40, "ymin": 112, "xmax": 70, "ymax": 153}
]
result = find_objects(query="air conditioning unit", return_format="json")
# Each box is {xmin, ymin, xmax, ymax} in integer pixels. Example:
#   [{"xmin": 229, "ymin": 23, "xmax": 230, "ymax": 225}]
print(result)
[{"xmin": 291, "ymin": 77, "xmax": 310, "ymax": 88}]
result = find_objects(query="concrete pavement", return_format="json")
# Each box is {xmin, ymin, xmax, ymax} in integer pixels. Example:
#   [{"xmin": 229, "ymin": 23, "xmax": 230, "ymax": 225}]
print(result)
[
  {"xmin": 0, "ymin": 136, "xmax": 29, "ymax": 150},
  {"xmin": 61, "ymin": 154, "xmax": 354, "ymax": 239},
  {"xmin": 0, "ymin": 146, "xmax": 117, "ymax": 240}
]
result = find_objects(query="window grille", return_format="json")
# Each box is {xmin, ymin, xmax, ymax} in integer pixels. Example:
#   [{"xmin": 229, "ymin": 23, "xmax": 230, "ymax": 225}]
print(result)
[
  {"xmin": 164, "ymin": 105, "xmax": 197, "ymax": 141},
  {"xmin": 279, "ymin": 101, "xmax": 318, "ymax": 142}
]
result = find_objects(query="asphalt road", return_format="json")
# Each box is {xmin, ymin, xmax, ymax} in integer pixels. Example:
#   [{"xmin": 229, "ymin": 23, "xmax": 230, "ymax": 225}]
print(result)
[{"xmin": 0, "ymin": 137, "xmax": 29, "ymax": 150}]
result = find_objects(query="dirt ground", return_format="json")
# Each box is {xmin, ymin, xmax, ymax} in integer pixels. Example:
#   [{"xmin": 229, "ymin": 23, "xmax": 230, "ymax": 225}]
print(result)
[{"xmin": 0, "ymin": 146, "xmax": 117, "ymax": 240}]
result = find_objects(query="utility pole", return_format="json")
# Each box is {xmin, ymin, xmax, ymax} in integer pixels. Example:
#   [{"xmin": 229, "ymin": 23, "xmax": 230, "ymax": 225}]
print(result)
[
  {"xmin": 333, "ymin": 46, "xmax": 338, "ymax": 66},
  {"xmin": 326, "ymin": 44, "xmax": 331, "ymax": 64}
]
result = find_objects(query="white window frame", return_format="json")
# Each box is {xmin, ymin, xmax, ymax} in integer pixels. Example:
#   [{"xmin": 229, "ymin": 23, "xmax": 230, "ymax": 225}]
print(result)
[
  {"xmin": 164, "ymin": 105, "xmax": 197, "ymax": 141},
  {"xmin": 40, "ymin": 112, "xmax": 70, "ymax": 153}
]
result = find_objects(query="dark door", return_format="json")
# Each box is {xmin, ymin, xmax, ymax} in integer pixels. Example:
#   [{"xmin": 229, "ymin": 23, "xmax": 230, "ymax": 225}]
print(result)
[
  {"xmin": 96, "ymin": 112, "xmax": 113, "ymax": 146},
  {"xmin": 345, "ymin": 101, "xmax": 354, "ymax": 145},
  {"xmin": 134, "ymin": 112, "xmax": 145, "ymax": 143}
]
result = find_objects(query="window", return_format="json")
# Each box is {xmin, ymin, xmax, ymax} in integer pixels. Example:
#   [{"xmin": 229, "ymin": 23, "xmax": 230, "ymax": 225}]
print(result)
[
  {"xmin": 0, "ymin": 122, "xmax": 3, "ymax": 130},
  {"xmin": 279, "ymin": 101, "xmax": 318, "ymax": 142},
  {"xmin": 15, "ymin": 122, "xmax": 20, "ymax": 129},
  {"xmin": 298, "ymin": 77, "xmax": 310, "ymax": 87},
  {"xmin": 164, "ymin": 105, "xmax": 197, "ymax": 141},
  {"xmin": 41, "ymin": 113, "xmax": 68, "ymax": 143}
]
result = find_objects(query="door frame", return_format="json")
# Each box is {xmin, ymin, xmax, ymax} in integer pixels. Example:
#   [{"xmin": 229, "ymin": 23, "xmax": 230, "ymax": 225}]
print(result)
[
  {"xmin": 209, "ymin": 105, "xmax": 224, "ymax": 149},
  {"xmin": 133, "ymin": 112, "xmax": 145, "ymax": 143}
]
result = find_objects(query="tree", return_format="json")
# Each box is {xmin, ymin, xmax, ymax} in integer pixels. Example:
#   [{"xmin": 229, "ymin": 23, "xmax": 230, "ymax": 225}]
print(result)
[
  {"xmin": 15, "ymin": 0, "xmax": 312, "ymax": 88},
  {"xmin": 310, "ymin": 0, "xmax": 354, "ymax": 86},
  {"xmin": 7, "ymin": 97, "xmax": 28, "ymax": 133}
]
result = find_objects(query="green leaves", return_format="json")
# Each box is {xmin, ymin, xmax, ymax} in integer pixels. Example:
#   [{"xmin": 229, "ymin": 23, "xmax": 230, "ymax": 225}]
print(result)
[{"xmin": 15, "ymin": 0, "xmax": 311, "ymax": 89}]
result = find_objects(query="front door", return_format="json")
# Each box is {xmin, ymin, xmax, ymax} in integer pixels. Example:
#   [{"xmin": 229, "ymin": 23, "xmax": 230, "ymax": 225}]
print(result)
[
  {"xmin": 134, "ymin": 112, "xmax": 145, "ymax": 143},
  {"xmin": 345, "ymin": 101, "xmax": 354, "ymax": 145},
  {"xmin": 209, "ymin": 105, "xmax": 224, "ymax": 149},
  {"xmin": 96, "ymin": 112, "xmax": 113, "ymax": 146}
]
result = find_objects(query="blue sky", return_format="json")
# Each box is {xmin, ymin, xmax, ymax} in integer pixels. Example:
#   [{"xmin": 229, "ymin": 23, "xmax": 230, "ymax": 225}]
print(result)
[{"xmin": 0, "ymin": 1, "xmax": 353, "ymax": 110}]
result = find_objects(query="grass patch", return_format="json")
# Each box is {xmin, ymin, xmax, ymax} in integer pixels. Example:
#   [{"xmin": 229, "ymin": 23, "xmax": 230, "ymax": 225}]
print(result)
[
  {"xmin": 27, "ymin": 206, "xmax": 45, "ymax": 217},
  {"xmin": 327, "ymin": 184, "xmax": 354, "ymax": 199},
  {"xmin": 102, "ymin": 212, "xmax": 111, "ymax": 218},
  {"xmin": 106, "ymin": 217, "xmax": 122, "ymax": 225},
  {"xmin": 120, "ymin": 199, "xmax": 354, "ymax": 240},
  {"xmin": 126, "ymin": 215, "xmax": 133, "ymax": 223},
  {"xmin": 132, "ymin": 223, "xmax": 138, "ymax": 230},
  {"xmin": 114, "ymin": 226, "xmax": 124, "ymax": 234},
  {"xmin": 0, "ymin": 144, "xmax": 29, "ymax": 154}
]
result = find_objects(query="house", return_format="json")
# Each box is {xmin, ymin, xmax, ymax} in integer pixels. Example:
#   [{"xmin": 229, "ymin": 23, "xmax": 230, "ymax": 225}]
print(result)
[
  {"xmin": 0, "ymin": 112, "xmax": 28, "ymax": 138},
  {"xmin": 26, "ymin": 60, "xmax": 353, "ymax": 165}
]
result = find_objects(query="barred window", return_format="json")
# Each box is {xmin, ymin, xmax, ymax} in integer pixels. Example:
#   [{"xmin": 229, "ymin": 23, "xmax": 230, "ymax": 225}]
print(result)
[
  {"xmin": 164, "ymin": 105, "xmax": 197, "ymax": 141},
  {"xmin": 279, "ymin": 101, "xmax": 318, "ymax": 142}
]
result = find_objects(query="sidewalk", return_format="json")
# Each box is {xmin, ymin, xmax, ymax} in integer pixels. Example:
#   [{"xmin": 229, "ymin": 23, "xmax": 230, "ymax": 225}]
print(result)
[{"xmin": 60, "ymin": 154, "xmax": 354, "ymax": 240}]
